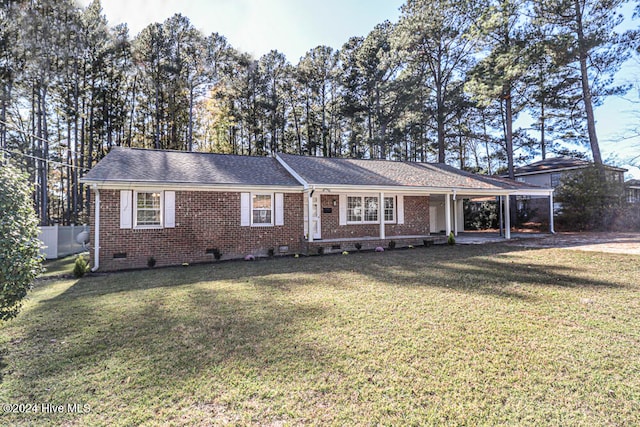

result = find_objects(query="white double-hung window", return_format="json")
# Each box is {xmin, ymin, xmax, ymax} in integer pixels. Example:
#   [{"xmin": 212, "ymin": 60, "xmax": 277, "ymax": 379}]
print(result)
[
  {"xmin": 240, "ymin": 192, "xmax": 284, "ymax": 227},
  {"xmin": 384, "ymin": 196, "xmax": 395, "ymax": 222},
  {"xmin": 339, "ymin": 194, "xmax": 404, "ymax": 226},
  {"xmin": 135, "ymin": 191, "xmax": 163, "ymax": 226},
  {"xmin": 120, "ymin": 190, "xmax": 175, "ymax": 229},
  {"xmin": 344, "ymin": 195, "xmax": 399, "ymax": 224},
  {"xmin": 347, "ymin": 196, "xmax": 362, "ymax": 222},
  {"xmin": 252, "ymin": 193, "xmax": 273, "ymax": 225}
]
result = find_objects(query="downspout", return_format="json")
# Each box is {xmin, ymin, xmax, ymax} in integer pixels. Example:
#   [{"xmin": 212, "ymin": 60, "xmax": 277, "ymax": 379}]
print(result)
[
  {"xmin": 549, "ymin": 190, "xmax": 556, "ymax": 234},
  {"xmin": 91, "ymin": 186, "xmax": 100, "ymax": 272}
]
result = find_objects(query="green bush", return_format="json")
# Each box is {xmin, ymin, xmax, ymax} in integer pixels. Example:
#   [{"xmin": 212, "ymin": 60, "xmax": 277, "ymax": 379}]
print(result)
[
  {"xmin": 464, "ymin": 200, "xmax": 498, "ymax": 230},
  {"xmin": 555, "ymin": 166, "xmax": 625, "ymax": 231},
  {"xmin": 0, "ymin": 163, "xmax": 44, "ymax": 321},
  {"xmin": 73, "ymin": 254, "xmax": 90, "ymax": 278},
  {"xmin": 447, "ymin": 232, "xmax": 456, "ymax": 245}
]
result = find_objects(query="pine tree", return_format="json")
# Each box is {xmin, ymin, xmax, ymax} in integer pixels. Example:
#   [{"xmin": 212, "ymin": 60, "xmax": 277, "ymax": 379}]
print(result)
[
  {"xmin": 395, "ymin": 0, "xmax": 480, "ymax": 163},
  {"xmin": 536, "ymin": 0, "xmax": 631, "ymax": 167}
]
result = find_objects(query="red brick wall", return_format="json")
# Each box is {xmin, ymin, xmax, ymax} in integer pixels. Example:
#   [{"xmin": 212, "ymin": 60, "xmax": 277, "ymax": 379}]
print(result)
[
  {"xmin": 91, "ymin": 190, "xmax": 304, "ymax": 271},
  {"xmin": 319, "ymin": 195, "xmax": 430, "ymax": 240}
]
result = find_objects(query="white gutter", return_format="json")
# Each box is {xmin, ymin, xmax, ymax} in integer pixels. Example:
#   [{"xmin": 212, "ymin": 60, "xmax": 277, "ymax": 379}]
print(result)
[
  {"xmin": 80, "ymin": 180, "xmax": 304, "ymax": 193},
  {"xmin": 91, "ymin": 187, "xmax": 100, "ymax": 272},
  {"xmin": 270, "ymin": 183, "xmax": 517, "ymax": 196}
]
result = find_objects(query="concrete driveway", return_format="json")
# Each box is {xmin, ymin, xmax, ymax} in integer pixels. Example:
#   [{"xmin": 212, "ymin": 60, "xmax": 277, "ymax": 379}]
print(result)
[{"xmin": 506, "ymin": 232, "xmax": 640, "ymax": 256}]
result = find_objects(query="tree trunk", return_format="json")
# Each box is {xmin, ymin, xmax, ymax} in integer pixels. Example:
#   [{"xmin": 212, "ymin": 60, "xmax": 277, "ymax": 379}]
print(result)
[
  {"xmin": 540, "ymin": 100, "xmax": 546, "ymax": 160},
  {"xmin": 504, "ymin": 89, "xmax": 514, "ymax": 180},
  {"xmin": 573, "ymin": 0, "xmax": 603, "ymax": 168},
  {"xmin": 188, "ymin": 85, "xmax": 194, "ymax": 151},
  {"xmin": 437, "ymin": 88, "xmax": 446, "ymax": 164}
]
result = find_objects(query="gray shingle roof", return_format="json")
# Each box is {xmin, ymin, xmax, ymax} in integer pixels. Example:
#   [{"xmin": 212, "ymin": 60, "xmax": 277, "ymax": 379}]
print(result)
[
  {"xmin": 278, "ymin": 153, "xmax": 544, "ymax": 191},
  {"xmin": 83, "ymin": 148, "xmax": 550, "ymax": 192},
  {"xmin": 82, "ymin": 148, "xmax": 302, "ymax": 187},
  {"xmin": 513, "ymin": 157, "xmax": 627, "ymax": 175}
]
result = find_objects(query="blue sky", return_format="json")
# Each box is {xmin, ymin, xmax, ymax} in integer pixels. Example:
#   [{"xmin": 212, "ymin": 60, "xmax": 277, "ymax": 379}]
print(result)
[{"xmin": 78, "ymin": 0, "xmax": 639, "ymax": 178}]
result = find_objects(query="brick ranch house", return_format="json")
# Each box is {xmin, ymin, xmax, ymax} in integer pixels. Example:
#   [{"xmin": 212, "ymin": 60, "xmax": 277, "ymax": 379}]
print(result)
[{"xmin": 81, "ymin": 148, "xmax": 554, "ymax": 271}]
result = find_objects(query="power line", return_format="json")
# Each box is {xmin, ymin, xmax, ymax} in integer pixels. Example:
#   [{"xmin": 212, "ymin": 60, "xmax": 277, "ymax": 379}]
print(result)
[
  {"xmin": 0, "ymin": 147, "xmax": 88, "ymax": 171},
  {"xmin": 0, "ymin": 118, "xmax": 87, "ymax": 157}
]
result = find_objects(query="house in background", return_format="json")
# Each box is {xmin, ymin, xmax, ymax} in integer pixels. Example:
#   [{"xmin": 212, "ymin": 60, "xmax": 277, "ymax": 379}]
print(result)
[
  {"xmin": 81, "ymin": 148, "xmax": 554, "ymax": 271},
  {"xmin": 511, "ymin": 157, "xmax": 626, "ymax": 189},
  {"xmin": 626, "ymin": 179, "xmax": 640, "ymax": 204},
  {"xmin": 509, "ymin": 157, "xmax": 627, "ymax": 220}
]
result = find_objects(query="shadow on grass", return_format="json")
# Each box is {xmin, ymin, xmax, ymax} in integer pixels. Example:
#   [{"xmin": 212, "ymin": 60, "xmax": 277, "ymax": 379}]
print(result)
[
  {"xmin": 358, "ymin": 248, "xmax": 624, "ymax": 301},
  {"xmin": 2, "ymin": 242, "xmax": 634, "ymax": 420},
  {"xmin": 39, "ymin": 252, "xmax": 90, "ymax": 279},
  {"xmin": 0, "ymin": 348, "xmax": 6, "ymax": 383},
  {"xmin": 46, "ymin": 243, "xmax": 625, "ymax": 304},
  {"xmin": 9, "ymin": 276, "xmax": 332, "ymax": 408}
]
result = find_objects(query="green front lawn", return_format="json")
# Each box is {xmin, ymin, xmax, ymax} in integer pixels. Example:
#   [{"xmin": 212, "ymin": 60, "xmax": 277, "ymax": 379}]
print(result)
[{"xmin": 1, "ymin": 245, "xmax": 639, "ymax": 425}]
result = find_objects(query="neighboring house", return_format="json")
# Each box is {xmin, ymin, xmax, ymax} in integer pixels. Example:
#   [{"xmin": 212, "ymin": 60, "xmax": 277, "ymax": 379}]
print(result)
[
  {"xmin": 511, "ymin": 157, "xmax": 626, "ymax": 189},
  {"xmin": 81, "ymin": 148, "xmax": 553, "ymax": 271},
  {"xmin": 626, "ymin": 179, "xmax": 640, "ymax": 204},
  {"xmin": 509, "ymin": 157, "xmax": 627, "ymax": 219}
]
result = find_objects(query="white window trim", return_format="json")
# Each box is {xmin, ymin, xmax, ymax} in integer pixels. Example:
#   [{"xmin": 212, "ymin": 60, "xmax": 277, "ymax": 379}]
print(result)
[
  {"xmin": 251, "ymin": 192, "xmax": 274, "ymax": 227},
  {"xmin": 133, "ymin": 190, "xmax": 164, "ymax": 229},
  {"xmin": 346, "ymin": 194, "xmax": 397, "ymax": 225}
]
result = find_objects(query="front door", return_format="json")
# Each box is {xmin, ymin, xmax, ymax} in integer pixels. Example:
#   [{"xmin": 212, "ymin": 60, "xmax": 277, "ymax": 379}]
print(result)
[{"xmin": 311, "ymin": 194, "xmax": 321, "ymax": 239}]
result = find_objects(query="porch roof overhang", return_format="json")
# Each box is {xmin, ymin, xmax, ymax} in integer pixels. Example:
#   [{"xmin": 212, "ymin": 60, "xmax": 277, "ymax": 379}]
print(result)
[{"xmin": 297, "ymin": 183, "xmax": 553, "ymax": 198}]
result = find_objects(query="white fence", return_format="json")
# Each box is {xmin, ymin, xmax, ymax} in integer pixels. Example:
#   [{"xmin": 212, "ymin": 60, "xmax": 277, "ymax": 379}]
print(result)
[{"xmin": 38, "ymin": 225, "xmax": 89, "ymax": 259}]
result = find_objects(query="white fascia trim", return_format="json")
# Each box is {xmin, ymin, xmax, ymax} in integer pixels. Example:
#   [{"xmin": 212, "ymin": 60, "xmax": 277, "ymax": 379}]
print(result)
[
  {"xmin": 274, "ymin": 153, "xmax": 309, "ymax": 189},
  {"xmin": 81, "ymin": 180, "xmax": 304, "ymax": 193},
  {"xmin": 307, "ymin": 184, "xmax": 516, "ymax": 196},
  {"xmin": 510, "ymin": 189, "xmax": 555, "ymax": 196}
]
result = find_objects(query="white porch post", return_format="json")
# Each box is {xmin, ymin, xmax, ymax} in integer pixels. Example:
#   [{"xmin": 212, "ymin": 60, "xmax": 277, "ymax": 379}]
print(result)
[
  {"xmin": 453, "ymin": 192, "xmax": 458, "ymax": 237},
  {"xmin": 549, "ymin": 192, "xmax": 555, "ymax": 234},
  {"xmin": 308, "ymin": 190, "xmax": 314, "ymax": 243},
  {"xmin": 504, "ymin": 195, "xmax": 511, "ymax": 240},
  {"xmin": 445, "ymin": 193, "xmax": 452, "ymax": 237},
  {"xmin": 379, "ymin": 192, "xmax": 385, "ymax": 240}
]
